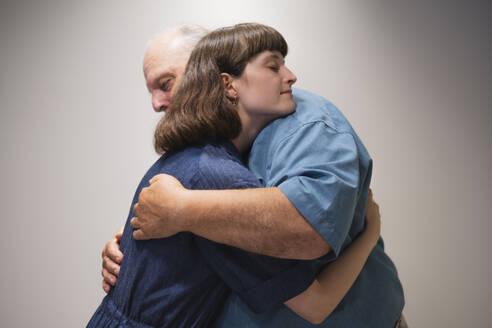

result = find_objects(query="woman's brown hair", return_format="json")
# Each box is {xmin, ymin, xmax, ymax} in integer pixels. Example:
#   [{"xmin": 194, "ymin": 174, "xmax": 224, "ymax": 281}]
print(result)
[{"xmin": 154, "ymin": 23, "xmax": 288, "ymax": 154}]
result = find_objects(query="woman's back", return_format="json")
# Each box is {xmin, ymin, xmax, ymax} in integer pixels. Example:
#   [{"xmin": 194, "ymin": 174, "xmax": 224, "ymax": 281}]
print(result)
[{"xmin": 87, "ymin": 141, "xmax": 315, "ymax": 327}]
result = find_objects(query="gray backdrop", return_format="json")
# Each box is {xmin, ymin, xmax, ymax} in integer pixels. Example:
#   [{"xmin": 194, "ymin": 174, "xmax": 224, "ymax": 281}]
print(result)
[{"xmin": 1, "ymin": 0, "xmax": 491, "ymax": 327}]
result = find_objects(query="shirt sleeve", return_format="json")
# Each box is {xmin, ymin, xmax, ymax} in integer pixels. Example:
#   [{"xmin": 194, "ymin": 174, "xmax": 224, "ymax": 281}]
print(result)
[
  {"xmin": 191, "ymin": 156, "xmax": 318, "ymax": 314},
  {"xmin": 195, "ymin": 237, "xmax": 317, "ymax": 314},
  {"xmin": 270, "ymin": 121, "xmax": 361, "ymax": 257}
]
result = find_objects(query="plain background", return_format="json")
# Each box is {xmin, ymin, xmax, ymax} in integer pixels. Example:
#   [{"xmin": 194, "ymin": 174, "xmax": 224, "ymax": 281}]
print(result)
[{"xmin": 1, "ymin": 0, "xmax": 491, "ymax": 327}]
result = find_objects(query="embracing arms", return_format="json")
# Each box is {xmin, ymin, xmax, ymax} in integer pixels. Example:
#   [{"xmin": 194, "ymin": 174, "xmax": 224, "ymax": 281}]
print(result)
[
  {"xmin": 131, "ymin": 174, "xmax": 330, "ymax": 259},
  {"xmin": 101, "ymin": 177, "xmax": 329, "ymax": 292},
  {"xmin": 102, "ymin": 188, "xmax": 380, "ymax": 324}
]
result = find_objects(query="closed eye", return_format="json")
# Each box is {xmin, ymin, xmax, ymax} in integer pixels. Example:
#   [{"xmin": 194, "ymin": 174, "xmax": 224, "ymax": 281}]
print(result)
[{"xmin": 160, "ymin": 79, "xmax": 173, "ymax": 92}]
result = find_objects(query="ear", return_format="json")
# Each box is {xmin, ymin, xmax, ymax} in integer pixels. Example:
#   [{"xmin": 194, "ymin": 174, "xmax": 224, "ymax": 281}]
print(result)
[{"xmin": 220, "ymin": 73, "xmax": 238, "ymax": 100}]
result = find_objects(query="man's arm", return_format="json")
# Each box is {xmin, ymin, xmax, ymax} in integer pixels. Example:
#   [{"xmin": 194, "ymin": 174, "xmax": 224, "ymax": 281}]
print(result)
[{"xmin": 131, "ymin": 174, "xmax": 330, "ymax": 260}]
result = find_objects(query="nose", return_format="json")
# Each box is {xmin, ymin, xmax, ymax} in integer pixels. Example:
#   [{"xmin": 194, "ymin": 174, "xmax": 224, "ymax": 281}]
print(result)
[
  {"xmin": 284, "ymin": 67, "xmax": 297, "ymax": 86},
  {"xmin": 151, "ymin": 90, "xmax": 170, "ymax": 112}
]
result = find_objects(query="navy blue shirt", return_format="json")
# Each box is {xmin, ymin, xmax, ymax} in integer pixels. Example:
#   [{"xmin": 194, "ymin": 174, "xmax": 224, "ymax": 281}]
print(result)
[{"xmin": 87, "ymin": 141, "xmax": 317, "ymax": 328}]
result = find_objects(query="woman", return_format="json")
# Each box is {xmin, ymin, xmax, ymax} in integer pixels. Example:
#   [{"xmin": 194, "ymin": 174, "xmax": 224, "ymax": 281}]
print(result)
[{"xmin": 88, "ymin": 23, "xmax": 381, "ymax": 327}]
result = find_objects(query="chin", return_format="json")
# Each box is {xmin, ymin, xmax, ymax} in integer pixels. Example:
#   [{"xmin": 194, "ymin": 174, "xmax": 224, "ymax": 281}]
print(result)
[
  {"xmin": 284, "ymin": 101, "xmax": 296, "ymax": 114},
  {"xmin": 273, "ymin": 105, "xmax": 295, "ymax": 119}
]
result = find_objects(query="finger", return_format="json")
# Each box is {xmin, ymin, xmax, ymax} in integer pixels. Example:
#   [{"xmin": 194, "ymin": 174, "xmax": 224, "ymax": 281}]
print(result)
[
  {"xmin": 115, "ymin": 226, "xmax": 124, "ymax": 241},
  {"xmin": 115, "ymin": 232, "xmax": 123, "ymax": 242},
  {"xmin": 106, "ymin": 240, "xmax": 124, "ymax": 263},
  {"xmin": 102, "ymin": 280, "xmax": 111, "ymax": 293},
  {"xmin": 137, "ymin": 188, "xmax": 147, "ymax": 204},
  {"xmin": 133, "ymin": 202, "xmax": 139, "ymax": 215},
  {"xmin": 103, "ymin": 255, "xmax": 121, "ymax": 275},
  {"xmin": 130, "ymin": 217, "xmax": 140, "ymax": 230},
  {"xmin": 102, "ymin": 268, "xmax": 117, "ymax": 286},
  {"xmin": 133, "ymin": 229, "xmax": 149, "ymax": 240},
  {"xmin": 149, "ymin": 174, "xmax": 163, "ymax": 184}
]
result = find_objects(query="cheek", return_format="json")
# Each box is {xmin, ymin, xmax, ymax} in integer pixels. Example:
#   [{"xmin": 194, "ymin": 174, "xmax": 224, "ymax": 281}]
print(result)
[
  {"xmin": 156, "ymin": 91, "xmax": 171, "ymax": 104},
  {"xmin": 240, "ymin": 83, "xmax": 278, "ymax": 111}
]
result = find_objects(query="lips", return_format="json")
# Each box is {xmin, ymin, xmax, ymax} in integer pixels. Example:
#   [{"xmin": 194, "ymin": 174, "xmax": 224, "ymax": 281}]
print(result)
[{"xmin": 280, "ymin": 90, "xmax": 292, "ymax": 95}]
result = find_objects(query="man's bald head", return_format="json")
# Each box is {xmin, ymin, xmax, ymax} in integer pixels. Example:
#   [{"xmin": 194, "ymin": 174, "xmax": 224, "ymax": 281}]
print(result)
[
  {"xmin": 147, "ymin": 25, "xmax": 208, "ymax": 54},
  {"xmin": 143, "ymin": 25, "xmax": 208, "ymax": 112}
]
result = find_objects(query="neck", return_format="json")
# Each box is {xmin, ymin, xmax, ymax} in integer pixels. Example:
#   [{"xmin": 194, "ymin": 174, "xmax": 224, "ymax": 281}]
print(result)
[{"xmin": 231, "ymin": 109, "xmax": 268, "ymax": 154}]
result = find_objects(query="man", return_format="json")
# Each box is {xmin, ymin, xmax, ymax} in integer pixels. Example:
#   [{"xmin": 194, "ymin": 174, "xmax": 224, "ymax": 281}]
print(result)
[{"xmin": 102, "ymin": 25, "xmax": 406, "ymax": 327}]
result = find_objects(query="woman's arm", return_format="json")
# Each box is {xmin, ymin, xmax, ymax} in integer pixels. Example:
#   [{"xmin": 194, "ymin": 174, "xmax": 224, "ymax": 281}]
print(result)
[{"xmin": 284, "ymin": 189, "xmax": 381, "ymax": 324}]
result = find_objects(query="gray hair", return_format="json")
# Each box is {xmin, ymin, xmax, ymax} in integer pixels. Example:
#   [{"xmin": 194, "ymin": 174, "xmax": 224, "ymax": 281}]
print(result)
[
  {"xmin": 146, "ymin": 24, "xmax": 210, "ymax": 51},
  {"xmin": 175, "ymin": 24, "xmax": 210, "ymax": 50}
]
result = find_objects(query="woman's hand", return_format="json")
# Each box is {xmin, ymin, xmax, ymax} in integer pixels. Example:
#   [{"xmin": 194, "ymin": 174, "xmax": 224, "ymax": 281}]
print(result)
[
  {"xmin": 101, "ymin": 226, "xmax": 124, "ymax": 293},
  {"xmin": 364, "ymin": 188, "xmax": 381, "ymax": 247}
]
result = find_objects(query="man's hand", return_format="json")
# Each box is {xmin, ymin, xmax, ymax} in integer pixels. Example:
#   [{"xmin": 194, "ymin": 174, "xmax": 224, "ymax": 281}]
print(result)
[
  {"xmin": 101, "ymin": 226, "xmax": 124, "ymax": 293},
  {"xmin": 131, "ymin": 174, "xmax": 188, "ymax": 240}
]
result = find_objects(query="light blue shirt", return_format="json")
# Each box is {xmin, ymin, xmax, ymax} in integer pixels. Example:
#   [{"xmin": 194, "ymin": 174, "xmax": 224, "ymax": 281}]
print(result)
[{"xmin": 214, "ymin": 88, "xmax": 405, "ymax": 327}]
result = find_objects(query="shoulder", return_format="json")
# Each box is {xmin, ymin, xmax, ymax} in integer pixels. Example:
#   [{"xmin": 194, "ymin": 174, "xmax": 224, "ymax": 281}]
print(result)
[
  {"xmin": 291, "ymin": 88, "xmax": 355, "ymax": 134},
  {"xmin": 192, "ymin": 142, "xmax": 261, "ymax": 190},
  {"xmin": 252, "ymin": 89, "xmax": 366, "ymax": 161},
  {"xmin": 151, "ymin": 146, "xmax": 204, "ymax": 188}
]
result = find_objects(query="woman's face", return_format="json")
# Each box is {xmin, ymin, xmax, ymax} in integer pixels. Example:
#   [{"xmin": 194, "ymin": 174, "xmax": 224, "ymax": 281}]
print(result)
[{"xmin": 234, "ymin": 50, "xmax": 297, "ymax": 123}]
